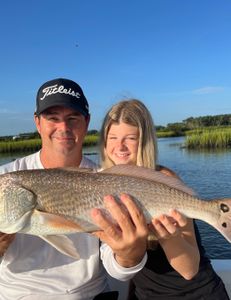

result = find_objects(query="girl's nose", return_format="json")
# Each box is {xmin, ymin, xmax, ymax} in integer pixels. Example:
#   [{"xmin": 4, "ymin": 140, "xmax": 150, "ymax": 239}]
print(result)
[{"xmin": 116, "ymin": 139, "xmax": 127, "ymax": 149}]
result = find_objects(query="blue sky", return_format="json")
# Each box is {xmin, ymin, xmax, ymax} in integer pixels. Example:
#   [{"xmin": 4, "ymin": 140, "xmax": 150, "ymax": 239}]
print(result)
[{"xmin": 0, "ymin": 0, "xmax": 230, "ymax": 136}]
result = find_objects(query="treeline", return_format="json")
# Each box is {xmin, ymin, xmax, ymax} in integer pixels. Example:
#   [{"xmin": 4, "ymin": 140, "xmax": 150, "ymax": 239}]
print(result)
[
  {"xmin": 157, "ymin": 114, "xmax": 231, "ymax": 136},
  {"xmin": 181, "ymin": 114, "xmax": 231, "ymax": 128}
]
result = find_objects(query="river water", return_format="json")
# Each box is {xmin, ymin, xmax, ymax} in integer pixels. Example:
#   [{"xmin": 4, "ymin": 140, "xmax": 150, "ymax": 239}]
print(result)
[{"xmin": 1, "ymin": 136, "xmax": 231, "ymax": 259}]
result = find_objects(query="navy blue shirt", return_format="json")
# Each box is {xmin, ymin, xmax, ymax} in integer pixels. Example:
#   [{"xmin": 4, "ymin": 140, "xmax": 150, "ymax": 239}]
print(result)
[{"xmin": 129, "ymin": 223, "xmax": 229, "ymax": 300}]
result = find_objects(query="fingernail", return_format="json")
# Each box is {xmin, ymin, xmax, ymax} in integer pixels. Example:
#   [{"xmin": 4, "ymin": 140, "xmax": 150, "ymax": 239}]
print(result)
[
  {"xmin": 104, "ymin": 195, "xmax": 114, "ymax": 206},
  {"xmin": 91, "ymin": 208, "xmax": 100, "ymax": 217}
]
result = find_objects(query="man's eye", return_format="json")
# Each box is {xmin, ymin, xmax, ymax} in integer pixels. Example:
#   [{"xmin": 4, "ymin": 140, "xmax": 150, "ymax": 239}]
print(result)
[
  {"xmin": 69, "ymin": 117, "xmax": 79, "ymax": 121},
  {"xmin": 48, "ymin": 117, "xmax": 59, "ymax": 121}
]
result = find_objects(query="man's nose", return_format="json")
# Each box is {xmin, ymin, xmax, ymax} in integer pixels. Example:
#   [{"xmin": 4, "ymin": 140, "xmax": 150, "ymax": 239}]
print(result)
[{"xmin": 57, "ymin": 120, "xmax": 70, "ymax": 131}]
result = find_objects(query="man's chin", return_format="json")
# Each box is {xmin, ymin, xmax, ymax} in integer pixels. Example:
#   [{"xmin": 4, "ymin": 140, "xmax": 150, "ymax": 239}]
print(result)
[
  {"xmin": 55, "ymin": 144, "xmax": 75, "ymax": 155},
  {"xmin": 55, "ymin": 139, "xmax": 75, "ymax": 147}
]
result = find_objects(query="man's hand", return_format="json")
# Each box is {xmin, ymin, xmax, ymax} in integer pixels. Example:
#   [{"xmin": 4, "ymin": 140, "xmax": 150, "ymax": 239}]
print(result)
[
  {"xmin": 91, "ymin": 194, "xmax": 148, "ymax": 268},
  {"xmin": 0, "ymin": 232, "xmax": 15, "ymax": 256}
]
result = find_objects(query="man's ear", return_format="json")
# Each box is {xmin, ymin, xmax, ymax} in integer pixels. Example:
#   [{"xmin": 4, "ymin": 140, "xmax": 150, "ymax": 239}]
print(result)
[
  {"xmin": 85, "ymin": 114, "xmax": 90, "ymax": 128},
  {"xmin": 34, "ymin": 114, "xmax": 41, "ymax": 135}
]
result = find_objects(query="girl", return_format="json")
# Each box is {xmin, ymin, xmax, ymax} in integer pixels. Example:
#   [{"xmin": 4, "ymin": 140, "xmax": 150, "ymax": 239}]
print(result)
[{"xmin": 99, "ymin": 99, "xmax": 229, "ymax": 300}]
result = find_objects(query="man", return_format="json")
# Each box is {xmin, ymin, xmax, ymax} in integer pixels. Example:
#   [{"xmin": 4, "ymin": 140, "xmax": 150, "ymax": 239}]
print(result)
[{"xmin": 0, "ymin": 78, "xmax": 148, "ymax": 300}]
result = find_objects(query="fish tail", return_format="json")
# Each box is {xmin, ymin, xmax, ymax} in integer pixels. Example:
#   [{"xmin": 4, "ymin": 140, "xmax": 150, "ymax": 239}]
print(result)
[{"xmin": 214, "ymin": 198, "xmax": 231, "ymax": 243}]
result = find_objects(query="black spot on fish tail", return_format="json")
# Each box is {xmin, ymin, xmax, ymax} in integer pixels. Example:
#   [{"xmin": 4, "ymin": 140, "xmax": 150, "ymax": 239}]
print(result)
[
  {"xmin": 222, "ymin": 222, "xmax": 227, "ymax": 228},
  {"xmin": 220, "ymin": 203, "xmax": 230, "ymax": 213}
]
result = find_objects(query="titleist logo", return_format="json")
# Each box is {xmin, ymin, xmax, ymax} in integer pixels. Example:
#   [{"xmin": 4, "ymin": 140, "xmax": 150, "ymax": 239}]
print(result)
[{"xmin": 40, "ymin": 84, "xmax": 82, "ymax": 100}]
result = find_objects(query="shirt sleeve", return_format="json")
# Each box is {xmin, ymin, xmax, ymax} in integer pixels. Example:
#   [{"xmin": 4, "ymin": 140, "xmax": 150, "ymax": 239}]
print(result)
[{"xmin": 100, "ymin": 243, "xmax": 147, "ymax": 281}]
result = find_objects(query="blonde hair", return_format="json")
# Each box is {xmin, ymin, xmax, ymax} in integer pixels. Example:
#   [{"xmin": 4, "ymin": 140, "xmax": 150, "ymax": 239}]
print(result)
[{"xmin": 100, "ymin": 99, "xmax": 158, "ymax": 169}]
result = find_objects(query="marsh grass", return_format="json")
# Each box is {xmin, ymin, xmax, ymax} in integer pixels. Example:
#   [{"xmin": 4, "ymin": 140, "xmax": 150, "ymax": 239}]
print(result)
[
  {"xmin": 0, "ymin": 135, "xmax": 99, "ymax": 153},
  {"xmin": 0, "ymin": 139, "xmax": 42, "ymax": 153},
  {"xmin": 83, "ymin": 134, "xmax": 99, "ymax": 146},
  {"xmin": 185, "ymin": 127, "xmax": 231, "ymax": 149},
  {"xmin": 156, "ymin": 131, "xmax": 176, "ymax": 138}
]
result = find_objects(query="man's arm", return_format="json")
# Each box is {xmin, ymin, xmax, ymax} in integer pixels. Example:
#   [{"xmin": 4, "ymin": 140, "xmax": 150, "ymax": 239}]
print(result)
[{"xmin": 0, "ymin": 233, "xmax": 15, "ymax": 256}]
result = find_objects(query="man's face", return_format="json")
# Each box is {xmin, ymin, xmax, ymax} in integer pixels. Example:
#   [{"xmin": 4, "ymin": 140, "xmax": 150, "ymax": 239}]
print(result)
[{"xmin": 34, "ymin": 106, "xmax": 89, "ymax": 156}]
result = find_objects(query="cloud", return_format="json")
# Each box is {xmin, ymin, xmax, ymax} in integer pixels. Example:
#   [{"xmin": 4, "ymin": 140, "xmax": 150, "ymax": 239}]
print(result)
[
  {"xmin": 154, "ymin": 86, "xmax": 225, "ymax": 98},
  {"xmin": 192, "ymin": 86, "xmax": 224, "ymax": 95}
]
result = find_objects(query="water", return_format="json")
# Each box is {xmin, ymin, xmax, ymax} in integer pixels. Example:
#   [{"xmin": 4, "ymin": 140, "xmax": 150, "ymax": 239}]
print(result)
[
  {"xmin": 0, "ymin": 137, "xmax": 231, "ymax": 259},
  {"xmin": 157, "ymin": 137, "xmax": 231, "ymax": 259}
]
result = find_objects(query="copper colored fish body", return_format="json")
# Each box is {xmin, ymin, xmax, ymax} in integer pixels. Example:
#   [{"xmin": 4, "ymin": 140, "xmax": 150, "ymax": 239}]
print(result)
[{"xmin": 0, "ymin": 165, "xmax": 231, "ymax": 257}]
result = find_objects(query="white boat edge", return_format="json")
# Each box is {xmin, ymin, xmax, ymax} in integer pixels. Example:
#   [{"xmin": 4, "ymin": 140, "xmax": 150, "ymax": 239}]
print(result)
[
  {"xmin": 108, "ymin": 259, "xmax": 231, "ymax": 300},
  {"xmin": 211, "ymin": 259, "xmax": 231, "ymax": 297}
]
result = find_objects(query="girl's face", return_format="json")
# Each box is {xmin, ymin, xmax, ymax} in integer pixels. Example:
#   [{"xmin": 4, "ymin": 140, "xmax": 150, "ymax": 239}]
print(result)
[{"xmin": 105, "ymin": 122, "xmax": 139, "ymax": 166}]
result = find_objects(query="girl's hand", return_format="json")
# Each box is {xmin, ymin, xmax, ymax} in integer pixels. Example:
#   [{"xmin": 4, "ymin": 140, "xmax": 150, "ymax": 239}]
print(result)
[{"xmin": 149, "ymin": 210, "xmax": 187, "ymax": 240}]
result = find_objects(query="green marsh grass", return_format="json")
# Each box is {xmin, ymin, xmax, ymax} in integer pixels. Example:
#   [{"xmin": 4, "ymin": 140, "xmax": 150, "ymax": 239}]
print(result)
[
  {"xmin": 156, "ymin": 131, "xmax": 177, "ymax": 138},
  {"xmin": 0, "ymin": 139, "xmax": 42, "ymax": 153},
  {"xmin": 0, "ymin": 134, "xmax": 99, "ymax": 153},
  {"xmin": 83, "ymin": 134, "xmax": 99, "ymax": 146},
  {"xmin": 185, "ymin": 127, "xmax": 231, "ymax": 149}
]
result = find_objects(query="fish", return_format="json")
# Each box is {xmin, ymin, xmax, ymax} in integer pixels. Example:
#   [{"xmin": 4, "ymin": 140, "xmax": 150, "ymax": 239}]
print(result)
[{"xmin": 0, "ymin": 164, "xmax": 231, "ymax": 258}]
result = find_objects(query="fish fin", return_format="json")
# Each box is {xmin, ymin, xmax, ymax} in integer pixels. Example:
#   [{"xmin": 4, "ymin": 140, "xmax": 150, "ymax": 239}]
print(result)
[
  {"xmin": 100, "ymin": 165, "xmax": 196, "ymax": 196},
  {"xmin": 21, "ymin": 210, "xmax": 85, "ymax": 234},
  {"xmin": 213, "ymin": 198, "xmax": 231, "ymax": 243},
  {"xmin": 1, "ymin": 211, "xmax": 33, "ymax": 234},
  {"xmin": 64, "ymin": 216, "xmax": 99, "ymax": 233},
  {"xmin": 147, "ymin": 233, "xmax": 158, "ymax": 250},
  {"xmin": 39, "ymin": 235, "xmax": 80, "ymax": 259}
]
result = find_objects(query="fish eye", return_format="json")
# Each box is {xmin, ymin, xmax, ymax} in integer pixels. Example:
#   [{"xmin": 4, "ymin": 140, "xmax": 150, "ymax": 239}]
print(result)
[{"xmin": 220, "ymin": 203, "xmax": 229, "ymax": 213}]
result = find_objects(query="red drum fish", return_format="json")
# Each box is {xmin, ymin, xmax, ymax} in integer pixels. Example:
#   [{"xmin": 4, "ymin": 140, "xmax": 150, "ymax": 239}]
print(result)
[{"xmin": 0, "ymin": 165, "xmax": 231, "ymax": 257}]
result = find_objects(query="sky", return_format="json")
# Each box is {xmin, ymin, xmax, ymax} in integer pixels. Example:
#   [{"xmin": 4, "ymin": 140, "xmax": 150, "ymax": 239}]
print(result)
[{"xmin": 0, "ymin": 0, "xmax": 231, "ymax": 136}]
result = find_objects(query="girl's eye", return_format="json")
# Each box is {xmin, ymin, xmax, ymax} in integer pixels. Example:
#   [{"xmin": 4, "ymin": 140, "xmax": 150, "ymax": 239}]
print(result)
[{"xmin": 126, "ymin": 136, "xmax": 138, "ymax": 141}]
